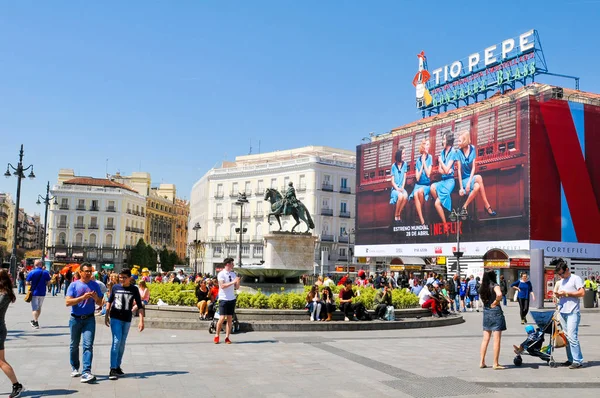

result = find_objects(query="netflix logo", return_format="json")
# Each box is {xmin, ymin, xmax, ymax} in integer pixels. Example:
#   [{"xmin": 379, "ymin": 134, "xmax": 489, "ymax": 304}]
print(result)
[{"xmin": 431, "ymin": 221, "xmax": 463, "ymax": 236}]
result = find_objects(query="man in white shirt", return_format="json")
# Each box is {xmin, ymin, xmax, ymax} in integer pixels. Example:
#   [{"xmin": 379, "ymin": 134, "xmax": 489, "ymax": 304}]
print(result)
[
  {"xmin": 214, "ymin": 257, "xmax": 240, "ymax": 344},
  {"xmin": 552, "ymin": 258, "xmax": 585, "ymax": 369}
]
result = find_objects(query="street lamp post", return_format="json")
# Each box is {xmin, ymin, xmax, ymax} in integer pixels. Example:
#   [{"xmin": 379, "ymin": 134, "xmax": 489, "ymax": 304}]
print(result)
[
  {"xmin": 4, "ymin": 145, "xmax": 35, "ymax": 279},
  {"xmin": 192, "ymin": 222, "xmax": 201, "ymax": 275},
  {"xmin": 449, "ymin": 208, "xmax": 468, "ymax": 276},
  {"xmin": 344, "ymin": 228, "xmax": 356, "ymax": 274},
  {"xmin": 235, "ymin": 193, "xmax": 248, "ymax": 267},
  {"xmin": 36, "ymin": 182, "xmax": 58, "ymax": 265}
]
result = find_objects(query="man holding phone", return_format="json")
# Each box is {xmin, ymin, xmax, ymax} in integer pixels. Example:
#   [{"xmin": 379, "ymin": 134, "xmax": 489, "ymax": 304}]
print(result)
[
  {"xmin": 66, "ymin": 263, "xmax": 103, "ymax": 383},
  {"xmin": 214, "ymin": 257, "xmax": 240, "ymax": 344}
]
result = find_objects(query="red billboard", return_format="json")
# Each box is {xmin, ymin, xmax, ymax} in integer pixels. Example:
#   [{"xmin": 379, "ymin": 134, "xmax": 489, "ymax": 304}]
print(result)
[{"xmin": 355, "ymin": 97, "xmax": 531, "ymax": 257}]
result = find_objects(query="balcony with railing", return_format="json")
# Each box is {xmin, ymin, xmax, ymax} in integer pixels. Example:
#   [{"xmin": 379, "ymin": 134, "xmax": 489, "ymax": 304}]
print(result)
[
  {"xmin": 339, "ymin": 211, "xmax": 351, "ymax": 218},
  {"xmin": 105, "ymin": 225, "xmax": 115, "ymax": 230},
  {"xmin": 338, "ymin": 235, "xmax": 349, "ymax": 243},
  {"xmin": 253, "ymin": 211, "xmax": 264, "ymax": 218},
  {"xmin": 59, "ymin": 204, "xmax": 69, "ymax": 210},
  {"xmin": 126, "ymin": 226, "xmax": 131, "ymax": 232},
  {"xmin": 76, "ymin": 205, "xmax": 86, "ymax": 211},
  {"xmin": 228, "ymin": 212, "xmax": 239, "ymax": 220},
  {"xmin": 254, "ymin": 187, "xmax": 265, "ymax": 196},
  {"xmin": 243, "ymin": 189, "xmax": 252, "ymax": 196},
  {"xmin": 57, "ymin": 222, "xmax": 68, "ymax": 228},
  {"xmin": 322, "ymin": 183, "xmax": 334, "ymax": 191},
  {"xmin": 320, "ymin": 234, "xmax": 335, "ymax": 242},
  {"xmin": 89, "ymin": 206, "xmax": 99, "ymax": 212},
  {"xmin": 229, "ymin": 190, "xmax": 239, "ymax": 198},
  {"xmin": 214, "ymin": 191, "xmax": 224, "ymax": 199},
  {"xmin": 297, "ymin": 183, "xmax": 307, "ymax": 192},
  {"xmin": 106, "ymin": 206, "xmax": 116, "ymax": 212},
  {"xmin": 340, "ymin": 186, "xmax": 352, "ymax": 194},
  {"xmin": 213, "ymin": 213, "xmax": 224, "ymax": 221},
  {"xmin": 126, "ymin": 209, "xmax": 132, "ymax": 214},
  {"xmin": 74, "ymin": 223, "xmax": 86, "ymax": 229},
  {"xmin": 88, "ymin": 224, "xmax": 99, "ymax": 230},
  {"xmin": 321, "ymin": 208, "xmax": 333, "ymax": 216},
  {"xmin": 241, "ymin": 212, "xmax": 251, "ymax": 220}
]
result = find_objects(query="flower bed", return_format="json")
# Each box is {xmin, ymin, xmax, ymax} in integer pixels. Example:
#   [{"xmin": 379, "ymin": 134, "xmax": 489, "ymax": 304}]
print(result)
[{"xmin": 147, "ymin": 283, "xmax": 419, "ymax": 309}]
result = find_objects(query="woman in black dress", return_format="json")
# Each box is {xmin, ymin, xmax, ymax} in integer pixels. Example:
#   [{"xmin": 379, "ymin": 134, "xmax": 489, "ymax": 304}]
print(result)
[
  {"xmin": 0, "ymin": 270, "xmax": 24, "ymax": 397},
  {"xmin": 479, "ymin": 270, "xmax": 506, "ymax": 370}
]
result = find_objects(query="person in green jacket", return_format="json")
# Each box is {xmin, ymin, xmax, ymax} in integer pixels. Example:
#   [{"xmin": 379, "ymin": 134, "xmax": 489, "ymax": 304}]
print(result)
[
  {"xmin": 374, "ymin": 285, "xmax": 393, "ymax": 320},
  {"xmin": 591, "ymin": 276, "xmax": 598, "ymax": 308}
]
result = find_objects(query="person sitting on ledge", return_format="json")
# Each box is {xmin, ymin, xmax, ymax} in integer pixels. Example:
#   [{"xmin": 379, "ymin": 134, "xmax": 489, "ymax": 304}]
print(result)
[
  {"xmin": 374, "ymin": 285, "xmax": 393, "ymax": 320},
  {"xmin": 339, "ymin": 280, "xmax": 357, "ymax": 321},
  {"xmin": 321, "ymin": 286, "xmax": 336, "ymax": 321},
  {"xmin": 323, "ymin": 275, "xmax": 335, "ymax": 287},
  {"xmin": 306, "ymin": 285, "xmax": 322, "ymax": 322},
  {"xmin": 419, "ymin": 283, "xmax": 442, "ymax": 317}
]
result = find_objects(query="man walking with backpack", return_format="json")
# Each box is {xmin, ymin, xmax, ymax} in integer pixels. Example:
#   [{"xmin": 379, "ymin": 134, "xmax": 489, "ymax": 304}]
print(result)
[{"xmin": 105, "ymin": 268, "xmax": 145, "ymax": 380}]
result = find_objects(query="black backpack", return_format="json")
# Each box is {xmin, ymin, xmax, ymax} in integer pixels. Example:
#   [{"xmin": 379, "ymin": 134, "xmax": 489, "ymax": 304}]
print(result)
[{"xmin": 354, "ymin": 303, "xmax": 372, "ymax": 321}]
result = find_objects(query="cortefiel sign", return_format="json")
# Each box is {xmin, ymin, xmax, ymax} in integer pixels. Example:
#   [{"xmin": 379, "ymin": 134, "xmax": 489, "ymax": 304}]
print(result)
[{"xmin": 415, "ymin": 30, "xmax": 541, "ymax": 110}]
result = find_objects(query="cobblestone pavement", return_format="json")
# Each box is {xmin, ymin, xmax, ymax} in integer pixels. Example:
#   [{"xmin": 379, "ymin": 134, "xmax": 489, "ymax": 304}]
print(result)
[{"xmin": 2, "ymin": 293, "xmax": 599, "ymax": 397}]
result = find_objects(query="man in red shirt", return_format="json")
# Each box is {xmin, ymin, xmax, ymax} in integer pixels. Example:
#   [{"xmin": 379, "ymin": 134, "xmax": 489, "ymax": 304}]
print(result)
[{"xmin": 339, "ymin": 280, "xmax": 357, "ymax": 321}]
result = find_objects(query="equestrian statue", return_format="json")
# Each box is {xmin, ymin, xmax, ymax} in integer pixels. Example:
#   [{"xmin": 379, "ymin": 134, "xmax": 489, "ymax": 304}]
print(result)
[{"xmin": 264, "ymin": 182, "xmax": 315, "ymax": 233}]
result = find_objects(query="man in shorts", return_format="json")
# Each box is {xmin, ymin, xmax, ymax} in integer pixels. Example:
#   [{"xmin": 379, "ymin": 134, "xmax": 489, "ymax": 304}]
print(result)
[
  {"xmin": 25, "ymin": 260, "xmax": 50, "ymax": 329},
  {"xmin": 214, "ymin": 257, "xmax": 240, "ymax": 344},
  {"xmin": 66, "ymin": 263, "xmax": 103, "ymax": 383}
]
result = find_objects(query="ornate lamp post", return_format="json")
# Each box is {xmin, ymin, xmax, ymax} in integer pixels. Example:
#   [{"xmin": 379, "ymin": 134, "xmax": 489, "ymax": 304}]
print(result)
[
  {"xmin": 4, "ymin": 145, "xmax": 35, "ymax": 279},
  {"xmin": 36, "ymin": 182, "xmax": 58, "ymax": 265},
  {"xmin": 235, "ymin": 193, "xmax": 248, "ymax": 267},
  {"xmin": 344, "ymin": 228, "xmax": 356, "ymax": 274},
  {"xmin": 449, "ymin": 208, "xmax": 468, "ymax": 276},
  {"xmin": 192, "ymin": 222, "xmax": 201, "ymax": 275}
]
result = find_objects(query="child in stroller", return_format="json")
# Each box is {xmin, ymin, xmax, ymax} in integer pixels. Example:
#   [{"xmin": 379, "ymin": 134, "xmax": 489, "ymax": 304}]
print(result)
[
  {"xmin": 208, "ymin": 300, "xmax": 240, "ymax": 334},
  {"xmin": 513, "ymin": 311, "xmax": 564, "ymax": 367}
]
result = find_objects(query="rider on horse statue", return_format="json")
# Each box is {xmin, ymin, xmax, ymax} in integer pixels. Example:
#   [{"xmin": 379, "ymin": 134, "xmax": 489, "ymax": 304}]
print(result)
[{"xmin": 282, "ymin": 182, "xmax": 299, "ymax": 215}]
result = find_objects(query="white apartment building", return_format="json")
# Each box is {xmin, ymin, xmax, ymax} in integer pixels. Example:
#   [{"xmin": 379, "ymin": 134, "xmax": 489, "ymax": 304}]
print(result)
[
  {"xmin": 188, "ymin": 146, "xmax": 356, "ymax": 275},
  {"xmin": 46, "ymin": 169, "xmax": 147, "ymax": 270}
]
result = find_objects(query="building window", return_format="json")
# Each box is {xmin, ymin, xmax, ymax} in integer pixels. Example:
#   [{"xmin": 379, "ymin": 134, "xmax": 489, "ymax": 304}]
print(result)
[
  {"xmin": 58, "ymin": 232, "xmax": 66, "ymax": 245},
  {"xmin": 270, "ymin": 178, "xmax": 277, "ymax": 189},
  {"xmin": 89, "ymin": 234, "xmax": 97, "ymax": 245},
  {"xmin": 257, "ymin": 180, "xmax": 264, "ymax": 193},
  {"xmin": 91, "ymin": 200, "xmax": 99, "ymax": 210},
  {"xmin": 340, "ymin": 202, "xmax": 347, "ymax": 213},
  {"xmin": 77, "ymin": 199, "xmax": 85, "ymax": 210},
  {"xmin": 339, "ymin": 248, "xmax": 347, "ymax": 257},
  {"xmin": 75, "ymin": 233, "xmax": 83, "ymax": 245},
  {"xmin": 60, "ymin": 198, "xmax": 69, "ymax": 209},
  {"xmin": 253, "ymin": 245, "xmax": 263, "ymax": 257},
  {"xmin": 341, "ymin": 178, "xmax": 348, "ymax": 188},
  {"xmin": 105, "ymin": 234, "xmax": 113, "ymax": 246},
  {"xmin": 244, "ymin": 181, "xmax": 251, "ymax": 195}
]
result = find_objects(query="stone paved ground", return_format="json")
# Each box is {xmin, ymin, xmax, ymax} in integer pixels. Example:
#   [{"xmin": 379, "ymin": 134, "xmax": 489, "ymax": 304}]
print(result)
[{"xmin": 2, "ymin": 293, "xmax": 599, "ymax": 397}]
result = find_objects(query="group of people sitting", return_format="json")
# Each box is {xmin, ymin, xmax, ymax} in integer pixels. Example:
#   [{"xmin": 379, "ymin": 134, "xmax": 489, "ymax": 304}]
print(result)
[{"xmin": 305, "ymin": 279, "xmax": 395, "ymax": 322}]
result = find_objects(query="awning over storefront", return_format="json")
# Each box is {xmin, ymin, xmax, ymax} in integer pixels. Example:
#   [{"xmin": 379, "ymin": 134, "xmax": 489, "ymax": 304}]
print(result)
[
  {"xmin": 483, "ymin": 249, "xmax": 530, "ymax": 268},
  {"xmin": 389, "ymin": 256, "xmax": 427, "ymax": 271}
]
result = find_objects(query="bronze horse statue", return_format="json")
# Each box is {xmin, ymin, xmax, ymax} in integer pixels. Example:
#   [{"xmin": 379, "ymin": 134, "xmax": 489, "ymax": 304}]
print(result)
[{"xmin": 264, "ymin": 188, "xmax": 315, "ymax": 233}]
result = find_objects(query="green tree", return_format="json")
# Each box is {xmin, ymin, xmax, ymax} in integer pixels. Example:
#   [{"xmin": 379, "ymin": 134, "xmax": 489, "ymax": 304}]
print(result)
[
  {"xmin": 129, "ymin": 239, "xmax": 149, "ymax": 267},
  {"xmin": 146, "ymin": 245, "xmax": 157, "ymax": 271},
  {"xmin": 159, "ymin": 246, "xmax": 173, "ymax": 272},
  {"xmin": 168, "ymin": 251, "xmax": 180, "ymax": 268}
]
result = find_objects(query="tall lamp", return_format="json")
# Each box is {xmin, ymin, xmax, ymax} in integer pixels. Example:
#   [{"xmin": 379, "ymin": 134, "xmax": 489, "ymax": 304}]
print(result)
[
  {"xmin": 36, "ymin": 182, "xmax": 58, "ymax": 266},
  {"xmin": 4, "ymin": 145, "xmax": 35, "ymax": 279},
  {"xmin": 235, "ymin": 193, "xmax": 249, "ymax": 267},
  {"xmin": 192, "ymin": 222, "xmax": 201, "ymax": 275},
  {"xmin": 449, "ymin": 208, "xmax": 468, "ymax": 276}
]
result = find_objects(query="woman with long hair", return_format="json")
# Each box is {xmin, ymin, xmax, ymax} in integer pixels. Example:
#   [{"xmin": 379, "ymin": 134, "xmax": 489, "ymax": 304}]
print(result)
[
  {"xmin": 390, "ymin": 146, "xmax": 408, "ymax": 223},
  {"xmin": 409, "ymin": 138, "xmax": 433, "ymax": 225},
  {"xmin": 430, "ymin": 132, "xmax": 456, "ymax": 228},
  {"xmin": 133, "ymin": 280, "xmax": 150, "ymax": 316},
  {"xmin": 456, "ymin": 132, "xmax": 496, "ymax": 217},
  {"xmin": 511, "ymin": 272, "xmax": 535, "ymax": 324},
  {"xmin": 195, "ymin": 280, "xmax": 211, "ymax": 320},
  {"xmin": 321, "ymin": 286, "xmax": 336, "ymax": 322},
  {"xmin": 479, "ymin": 270, "xmax": 506, "ymax": 370},
  {"xmin": 306, "ymin": 285, "xmax": 322, "ymax": 322},
  {"xmin": 0, "ymin": 270, "xmax": 24, "ymax": 397}
]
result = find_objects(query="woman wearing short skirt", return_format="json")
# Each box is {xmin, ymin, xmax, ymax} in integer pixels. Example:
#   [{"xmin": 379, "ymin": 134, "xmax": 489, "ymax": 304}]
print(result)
[{"xmin": 479, "ymin": 270, "xmax": 506, "ymax": 370}]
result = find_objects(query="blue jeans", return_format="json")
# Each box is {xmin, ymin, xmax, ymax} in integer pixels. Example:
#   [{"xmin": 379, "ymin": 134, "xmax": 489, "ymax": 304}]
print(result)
[
  {"xmin": 69, "ymin": 316, "xmax": 96, "ymax": 374},
  {"xmin": 64, "ymin": 281, "xmax": 70, "ymax": 297},
  {"xmin": 51, "ymin": 284, "xmax": 58, "ymax": 296},
  {"xmin": 502, "ymin": 294, "xmax": 507, "ymax": 306},
  {"xmin": 17, "ymin": 280, "xmax": 25, "ymax": 294},
  {"xmin": 110, "ymin": 319, "xmax": 131, "ymax": 369},
  {"xmin": 560, "ymin": 311, "xmax": 583, "ymax": 364},
  {"xmin": 453, "ymin": 295, "xmax": 460, "ymax": 312}
]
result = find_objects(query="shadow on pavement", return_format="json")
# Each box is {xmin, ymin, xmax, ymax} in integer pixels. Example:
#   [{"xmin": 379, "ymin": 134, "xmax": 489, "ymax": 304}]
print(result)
[
  {"xmin": 131, "ymin": 370, "xmax": 189, "ymax": 379},
  {"xmin": 21, "ymin": 389, "xmax": 78, "ymax": 396},
  {"xmin": 230, "ymin": 340, "xmax": 279, "ymax": 344}
]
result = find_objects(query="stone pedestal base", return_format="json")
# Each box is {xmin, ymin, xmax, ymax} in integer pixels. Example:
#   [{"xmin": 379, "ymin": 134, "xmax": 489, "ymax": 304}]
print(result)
[{"xmin": 263, "ymin": 232, "xmax": 316, "ymax": 271}]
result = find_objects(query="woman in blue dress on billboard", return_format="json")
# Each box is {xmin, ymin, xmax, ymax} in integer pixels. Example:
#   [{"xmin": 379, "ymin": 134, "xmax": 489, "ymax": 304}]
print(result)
[
  {"xmin": 390, "ymin": 146, "xmax": 408, "ymax": 223},
  {"xmin": 430, "ymin": 132, "xmax": 456, "ymax": 227},
  {"xmin": 456, "ymin": 132, "xmax": 497, "ymax": 217},
  {"xmin": 409, "ymin": 138, "xmax": 433, "ymax": 225}
]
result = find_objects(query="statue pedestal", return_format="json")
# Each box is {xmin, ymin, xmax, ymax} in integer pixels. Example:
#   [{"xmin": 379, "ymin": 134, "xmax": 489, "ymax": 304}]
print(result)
[{"xmin": 235, "ymin": 232, "xmax": 316, "ymax": 283}]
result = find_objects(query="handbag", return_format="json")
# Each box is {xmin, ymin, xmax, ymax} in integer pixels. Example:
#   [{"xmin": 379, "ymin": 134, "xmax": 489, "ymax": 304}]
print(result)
[
  {"xmin": 513, "ymin": 290, "xmax": 519, "ymax": 302},
  {"xmin": 553, "ymin": 327, "xmax": 567, "ymax": 348}
]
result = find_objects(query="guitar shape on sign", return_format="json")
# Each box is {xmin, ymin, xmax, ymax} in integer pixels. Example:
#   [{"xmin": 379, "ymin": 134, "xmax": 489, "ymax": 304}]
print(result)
[{"xmin": 412, "ymin": 51, "xmax": 432, "ymax": 106}]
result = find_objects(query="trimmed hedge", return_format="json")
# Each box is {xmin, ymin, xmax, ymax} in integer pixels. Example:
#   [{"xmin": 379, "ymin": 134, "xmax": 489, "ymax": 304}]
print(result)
[{"xmin": 147, "ymin": 283, "xmax": 419, "ymax": 309}]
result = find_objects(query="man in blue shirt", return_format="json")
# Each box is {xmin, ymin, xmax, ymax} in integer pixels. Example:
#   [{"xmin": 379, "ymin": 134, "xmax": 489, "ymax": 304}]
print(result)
[
  {"xmin": 25, "ymin": 260, "xmax": 50, "ymax": 329},
  {"xmin": 66, "ymin": 263, "xmax": 103, "ymax": 383}
]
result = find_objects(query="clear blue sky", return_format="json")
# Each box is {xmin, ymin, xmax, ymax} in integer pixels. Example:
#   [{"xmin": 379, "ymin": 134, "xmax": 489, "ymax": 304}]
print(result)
[{"xmin": 1, "ymin": 0, "xmax": 599, "ymax": 216}]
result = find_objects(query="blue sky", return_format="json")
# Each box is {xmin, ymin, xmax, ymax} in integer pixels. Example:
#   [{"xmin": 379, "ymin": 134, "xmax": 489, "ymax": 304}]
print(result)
[{"xmin": 1, "ymin": 0, "xmax": 599, "ymax": 215}]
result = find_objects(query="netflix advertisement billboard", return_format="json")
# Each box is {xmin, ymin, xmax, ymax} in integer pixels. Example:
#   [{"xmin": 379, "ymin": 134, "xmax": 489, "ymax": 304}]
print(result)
[
  {"xmin": 355, "ymin": 93, "xmax": 600, "ymax": 259},
  {"xmin": 355, "ymin": 98, "xmax": 531, "ymax": 257}
]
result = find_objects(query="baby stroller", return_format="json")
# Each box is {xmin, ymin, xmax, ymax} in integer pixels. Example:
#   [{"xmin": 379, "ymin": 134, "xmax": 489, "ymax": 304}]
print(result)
[
  {"xmin": 513, "ymin": 310, "xmax": 566, "ymax": 368},
  {"xmin": 208, "ymin": 300, "xmax": 240, "ymax": 335}
]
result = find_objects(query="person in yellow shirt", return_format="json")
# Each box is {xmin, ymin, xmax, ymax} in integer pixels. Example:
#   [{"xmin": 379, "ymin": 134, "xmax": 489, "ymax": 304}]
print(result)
[
  {"xmin": 591, "ymin": 276, "xmax": 598, "ymax": 308},
  {"xmin": 583, "ymin": 277, "xmax": 591, "ymax": 289}
]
